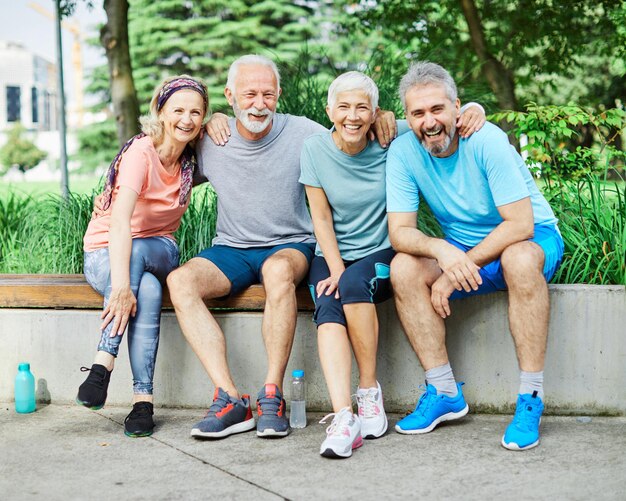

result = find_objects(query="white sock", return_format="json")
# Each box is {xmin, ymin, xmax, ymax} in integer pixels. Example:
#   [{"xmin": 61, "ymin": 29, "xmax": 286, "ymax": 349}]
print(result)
[
  {"xmin": 519, "ymin": 370, "xmax": 544, "ymax": 400},
  {"xmin": 425, "ymin": 363, "xmax": 458, "ymax": 397}
]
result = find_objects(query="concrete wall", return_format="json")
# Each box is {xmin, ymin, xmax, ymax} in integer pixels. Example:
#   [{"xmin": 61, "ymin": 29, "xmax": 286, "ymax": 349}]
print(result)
[{"xmin": 1, "ymin": 284, "xmax": 624, "ymax": 415}]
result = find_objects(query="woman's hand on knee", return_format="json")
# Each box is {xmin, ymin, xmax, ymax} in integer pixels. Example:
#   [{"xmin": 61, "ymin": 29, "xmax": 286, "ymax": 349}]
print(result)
[
  {"xmin": 316, "ymin": 275, "xmax": 341, "ymax": 299},
  {"xmin": 101, "ymin": 286, "xmax": 137, "ymax": 336}
]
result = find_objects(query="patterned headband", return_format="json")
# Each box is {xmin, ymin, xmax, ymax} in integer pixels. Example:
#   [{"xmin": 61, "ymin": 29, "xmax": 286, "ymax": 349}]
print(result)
[{"xmin": 157, "ymin": 77, "xmax": 208, "ymax": 112}]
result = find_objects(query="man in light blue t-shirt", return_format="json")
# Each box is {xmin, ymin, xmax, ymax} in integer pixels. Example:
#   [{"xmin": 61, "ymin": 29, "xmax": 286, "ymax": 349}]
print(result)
[{"xmin": 386, "ymin": 62, "xmax": 563, "ymax": 451}]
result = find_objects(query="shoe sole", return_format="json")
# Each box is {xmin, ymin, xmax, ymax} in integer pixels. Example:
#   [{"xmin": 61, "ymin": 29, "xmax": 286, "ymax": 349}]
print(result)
[
  {"xmin": 125, "ymin": 430, "xmax": 154, "ymax": 438},
  {"xmin": 75, "ymin": 397, "xmax": 104, "ymax": 411},
  {"xmin": 395, "ymin": 404, "xmax": 469, "ymax": 435},
  {"xmin": 256, "ymin": 428, "xmax": 289, "ymax": 438},
  {"xmin": 191, "ymin": 417, "xmax": 256, "ymax": 439},
  {"xmin": 362, "ymin": 415, "xmax": 389, "ymax": 439},
  {"xmin": 320, "ymin": 435, "xmax": 364, "ymax": 459},
  {"xmin": 501, "ymin": 436, "xmax": 540, "ymax": 451}
]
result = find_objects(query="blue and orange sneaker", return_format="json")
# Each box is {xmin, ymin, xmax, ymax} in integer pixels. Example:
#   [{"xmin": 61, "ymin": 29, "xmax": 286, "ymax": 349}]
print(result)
[
  {"xmin": 256, "ymin": 383, "xmax": 289, "ymax": 437},
  {"xmin": 190, "ymin": 387, "xmax": 255, "ymax": 439},
  {"xmin": 501, "ymin": 391, "xmax": 544, "ymax": 450},
  {"xmin": 395, "ymin": 382, "xmax": 469, "ymax": 434}
]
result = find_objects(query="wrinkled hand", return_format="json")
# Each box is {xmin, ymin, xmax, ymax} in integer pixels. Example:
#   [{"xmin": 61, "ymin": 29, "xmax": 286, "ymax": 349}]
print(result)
[
  {"xmin": 436, "ymin": 243, "xmax": 482, "ymax": 293},
  {"xmin": 316, "ymin": 274, "xmax": 342, "ymax": 299},
  {"xmin": 457, "ymin": 105, "xmax": 486, "ymax": 138},
  {"xmin": 205, "ymin": 113, "xmax": 231, "ymax": 145},
  {"xmin": 92, "ymin": 193, "xmax": 105, "ymax": 219},
  {"xmin": 431, "ymin": 274, "xmax": 456, "ymax": 318},
  {"xmin": 101, "ymin": 286, "xmax": 137, "ymax": 336},
  {"xmin": 369, "ymin": 110, "xmax": 397, "ymax": 148}
]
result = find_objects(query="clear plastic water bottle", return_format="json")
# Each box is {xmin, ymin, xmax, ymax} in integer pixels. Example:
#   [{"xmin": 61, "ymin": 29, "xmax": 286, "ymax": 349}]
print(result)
[
  {"xmin": 15, "ymin": 362, "xmax": 36, "ymax": 413},
  {"xmin": 289, "ymin": 369, "xmax": 306, "ymax": 429}
]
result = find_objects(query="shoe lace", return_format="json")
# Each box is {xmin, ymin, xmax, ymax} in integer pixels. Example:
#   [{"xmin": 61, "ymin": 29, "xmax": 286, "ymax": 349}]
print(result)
[
  {"xmin": 80, "ymin": 366, "xmax": 107, "ymax": 387},
  {"xmin": 125, "ymin": 402, "xmax": 152, "ymax": 423},
  {"xmin": 257, "ymin": 395, "xmax": 281, "ymax": 416},
  {"xmin": 205, "ymin": 393, "xmax": 230, "ymax": 418},
  {"xmin": 319, "ymin": 407, "xmax": 352, "ymax": 437},
  {"xmin": 414, "ymin": 385, "xmax": 436, "ymax": 417},
  {"xmin": 513, "ymin": 399, "xmax": 540, "ymax": 430},
  {"xmin": 355, "ymin": 389, "xmax": 379, "ymax": 419}
]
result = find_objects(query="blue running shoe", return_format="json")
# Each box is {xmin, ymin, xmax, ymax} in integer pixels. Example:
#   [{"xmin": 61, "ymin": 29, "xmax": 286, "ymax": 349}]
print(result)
[
  {"xmin": 190, "ymin": 387, "xmax": 255, "ymax": 439},
  {"xmin": 501, "ymin": 391, "xmax": 544, "ymax": 450},
  {"xmin": 395, "ymin": 383, "xmax": 469, "ymax": 434},
  {"xmin": 256, "ymin": 384, "xmax": 290, "ymax": 437}
]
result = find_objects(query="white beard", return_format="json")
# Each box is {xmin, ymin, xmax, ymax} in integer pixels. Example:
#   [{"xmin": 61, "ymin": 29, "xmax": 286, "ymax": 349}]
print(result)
[{"xmin": 233, "ymin": 100, "xmax": 274, "ymax": 134}]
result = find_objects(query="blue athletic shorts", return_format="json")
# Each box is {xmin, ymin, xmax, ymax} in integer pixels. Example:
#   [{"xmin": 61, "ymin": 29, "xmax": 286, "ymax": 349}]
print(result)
[
  {"xmin": 448, "ymin": 224, "xmax": 564, "ymax": 300},
  {"xmin": 308, "ymin": 248, "xmax": 395, "ymax": 327},
  {"xmin": 196, "ymin": 242, "xmax": 316, "ymax": 296}
]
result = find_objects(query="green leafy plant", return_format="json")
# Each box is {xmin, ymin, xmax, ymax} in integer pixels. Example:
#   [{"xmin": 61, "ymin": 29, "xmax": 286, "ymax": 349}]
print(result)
[
  {"xmin": 0, "ymin": 123, "xmax": 47, "ymax": 174},
  {"xmin": 491, "ymin": 104, "xmax": 626, "ymax": 181}
]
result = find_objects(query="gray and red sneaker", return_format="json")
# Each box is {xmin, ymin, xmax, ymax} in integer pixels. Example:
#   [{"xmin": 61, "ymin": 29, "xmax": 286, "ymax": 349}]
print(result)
[
  {"xmin": 190, "ymin": 387, "xmax": 255, "ymax": 439},
  {"xmin": 256, "ymin": 383, "xmax": 289, "ymax": 437}
]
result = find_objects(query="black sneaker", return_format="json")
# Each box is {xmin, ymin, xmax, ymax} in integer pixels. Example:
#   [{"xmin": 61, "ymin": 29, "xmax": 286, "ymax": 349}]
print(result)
[
  {"xmin": 76, "ymin": 364, "xmax": 111, "ymax": 410},
  {"xmin": 124, "ymin": 402, "xmax": 155, "ymax": 438}
]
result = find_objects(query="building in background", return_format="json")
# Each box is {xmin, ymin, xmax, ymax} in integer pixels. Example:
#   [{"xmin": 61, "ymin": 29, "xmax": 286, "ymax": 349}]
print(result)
[{"xmin": 0, "ymin": 40, "xmax": 57, "ymax": 131}]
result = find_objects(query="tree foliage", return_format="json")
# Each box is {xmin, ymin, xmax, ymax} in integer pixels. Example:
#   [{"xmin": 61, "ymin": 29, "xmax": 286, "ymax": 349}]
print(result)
[
  {"xmin": 338, "ymin": 0, "xmax": 624, "ymax": 111},
  {"xmin": 126, "ymin": 0, "xmax": 319, "ymax": 111},
  {"xmin": 0, "ymin": 124, "xmax": 47, "ymax": 174}
]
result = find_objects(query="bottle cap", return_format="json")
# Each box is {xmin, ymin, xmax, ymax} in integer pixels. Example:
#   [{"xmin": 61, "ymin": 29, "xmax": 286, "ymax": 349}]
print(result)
[
  {"xmin": 292, "ymin": 369, "xmax": 304, "ymax": 378},
  {"xmin": 18, "ymin": 362, "xmax": 30, "ymax": 371}
]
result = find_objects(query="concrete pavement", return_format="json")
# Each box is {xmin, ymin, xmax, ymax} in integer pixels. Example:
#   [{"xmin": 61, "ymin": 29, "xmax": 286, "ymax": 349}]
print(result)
[{"xmin": 1, "ymin": 404, "xmax": 625, "ymax": 500}]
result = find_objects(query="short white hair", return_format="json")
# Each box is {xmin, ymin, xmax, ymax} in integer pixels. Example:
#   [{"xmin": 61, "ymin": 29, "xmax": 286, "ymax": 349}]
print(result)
[
  {"xmin": 226, "ymin": 55, "xmax": 280, "ymax": 93},
  {"xmin": 327, "ymin": 71, "xmax": 379, "ymax": 110}
]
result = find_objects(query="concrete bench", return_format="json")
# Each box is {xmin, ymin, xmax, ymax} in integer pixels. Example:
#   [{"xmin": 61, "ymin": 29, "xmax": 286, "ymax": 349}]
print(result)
[
  {"xmin": 0, "ymin": 275, "xmax": 624, "ymax": 415},
  {"xmin": 0, "ymin": 274, "xmax": 315, "ymax": 311}
]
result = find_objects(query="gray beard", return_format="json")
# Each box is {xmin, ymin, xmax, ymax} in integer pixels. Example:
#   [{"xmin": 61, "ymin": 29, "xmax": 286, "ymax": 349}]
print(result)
[
  {"xmin": 233, "ymin": 101, "xmax": 273, "ymax": 134},
  {"xmin": 421, "ymin": 124, "xmax": 456, "ymax": 155}
]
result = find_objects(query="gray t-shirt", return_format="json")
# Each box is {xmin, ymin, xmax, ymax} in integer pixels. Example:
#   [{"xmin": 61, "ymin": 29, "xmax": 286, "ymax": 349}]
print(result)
[{"xmin": 196, "ymin": 113, "xmax": 324, "ymax": 247}]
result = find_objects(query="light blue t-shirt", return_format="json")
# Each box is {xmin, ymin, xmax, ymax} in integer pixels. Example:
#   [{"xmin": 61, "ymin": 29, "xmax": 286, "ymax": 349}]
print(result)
[
  {"xmin": 386, "ymin": 121, "xmax": 558, "ymax": 247},
  {"xmin": 299, "ymin": 121, "xmax": 411, "ymax": 261}
]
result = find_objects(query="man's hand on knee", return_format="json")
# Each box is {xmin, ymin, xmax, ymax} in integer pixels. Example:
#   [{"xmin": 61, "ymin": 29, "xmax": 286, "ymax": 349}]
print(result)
[
  {"xmin": 430, "ymin": 274, "xmax": 455, "ymax": 318},
  {"xmin": 435, "ymin": 241, "xmax": 482, "ymax": 293}
]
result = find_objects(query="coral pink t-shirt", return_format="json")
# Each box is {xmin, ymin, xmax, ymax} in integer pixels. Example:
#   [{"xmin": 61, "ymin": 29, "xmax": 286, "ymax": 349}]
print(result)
[{"xmin": 83, "ymin": 136, "xmax": 188, "ymax": 251}]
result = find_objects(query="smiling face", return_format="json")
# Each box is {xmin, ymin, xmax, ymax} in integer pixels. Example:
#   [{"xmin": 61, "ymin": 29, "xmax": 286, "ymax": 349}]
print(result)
[
  {"xmin": 225, "ymin": 64, "xmax": 281, "ymax": 139},
  {"xmin": 159, "ymin": 89, "xmax": 205, "ymax": 145},
  {"xmin": 405, "ymin": 83, "xmax": 460, "ymax": 157},
  {"xmin": 326, "ymin": 90, "xmax": 377, "ymax": 154}
]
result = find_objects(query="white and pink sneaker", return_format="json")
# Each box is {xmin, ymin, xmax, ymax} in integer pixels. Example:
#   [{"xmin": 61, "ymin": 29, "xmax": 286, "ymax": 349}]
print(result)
[
  {"xmin": 356, "ymin": 381, "xmax": 388, "ymax": 439},
  {"xmin": 319, "ymin": 407, "xmax": 363, "ymax": 458}
]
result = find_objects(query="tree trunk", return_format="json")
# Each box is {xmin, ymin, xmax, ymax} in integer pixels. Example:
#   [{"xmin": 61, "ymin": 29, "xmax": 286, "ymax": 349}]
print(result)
[
  {"xmin": 459, "ymin": 0, "xmax": 518, "ymax": 111},
  {"xmin": 101, "ymin": 0, "xmax": 140, "ymax": 146}
]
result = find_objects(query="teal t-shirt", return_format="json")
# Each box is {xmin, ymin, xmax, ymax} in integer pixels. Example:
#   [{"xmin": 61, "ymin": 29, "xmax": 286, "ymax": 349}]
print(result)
[
  {"xmin": 386, "ymin": 121, "xmax": 558, "ymax": 247},
  {"xmin": 299, "ymin": 122, "xmax": 409, "ymax": 261}
]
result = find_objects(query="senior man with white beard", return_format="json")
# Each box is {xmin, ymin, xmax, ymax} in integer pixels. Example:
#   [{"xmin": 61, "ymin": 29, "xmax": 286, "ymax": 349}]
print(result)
[{"xmin": 167, "ymin": 54, "xmax": 405, "ymax": 440}]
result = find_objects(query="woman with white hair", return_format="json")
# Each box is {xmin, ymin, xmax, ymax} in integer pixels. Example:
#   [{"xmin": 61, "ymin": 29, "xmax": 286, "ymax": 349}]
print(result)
[
  {"xmin": 76, "ymin": 75, "xmax": 209, "ymax": 438},
  {"xmin": 299, "ymin": 71, "xmax": 485, "ymax": 458}
]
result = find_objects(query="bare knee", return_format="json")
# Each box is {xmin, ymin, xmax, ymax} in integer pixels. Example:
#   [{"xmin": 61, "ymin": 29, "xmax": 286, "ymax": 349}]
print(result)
[
  {"xmin": 390, "ymin": 253, "xmax": 436, "ymax": 294},
  {"xmin": 501, "ymin": 242, "xmax": 545, "ymax": 282},
  {"xmin": 501, "ymin": 242, "xmax": 546, "ymax": 294},
  {"xmin": 262, "ymin": 256, "xmax": 297, "ymax": 299},
  {"xmin": 166, "ymin": 265, "xmax": 197, "ymax": 307}
]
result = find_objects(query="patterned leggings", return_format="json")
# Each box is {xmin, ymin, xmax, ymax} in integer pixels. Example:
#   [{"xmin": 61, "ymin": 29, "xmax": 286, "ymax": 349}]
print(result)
[{"xmin": 83, "ymin": 236, "xmax": 179, "ymax": 394}]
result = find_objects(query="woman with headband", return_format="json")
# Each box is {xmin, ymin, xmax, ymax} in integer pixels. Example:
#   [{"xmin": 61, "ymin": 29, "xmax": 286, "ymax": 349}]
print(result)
[{"xmin": 76, "ymin": 75, "xmax": 209, "ymax": 437}]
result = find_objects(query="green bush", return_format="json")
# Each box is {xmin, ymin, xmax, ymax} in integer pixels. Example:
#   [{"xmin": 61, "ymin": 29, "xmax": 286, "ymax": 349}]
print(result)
[
  {"xmin": 491, "ymin": 104, "xmax": 626, "ymax": 181},
  {"xmin": 0, "ymin": 123, "xmax": 47, "ymax": 174}
]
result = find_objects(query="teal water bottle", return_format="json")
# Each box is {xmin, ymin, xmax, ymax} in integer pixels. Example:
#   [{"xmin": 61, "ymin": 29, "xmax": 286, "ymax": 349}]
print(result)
[{"xmin": 15, "ymin": 362, "xmax": 36, "ymax": 413}]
